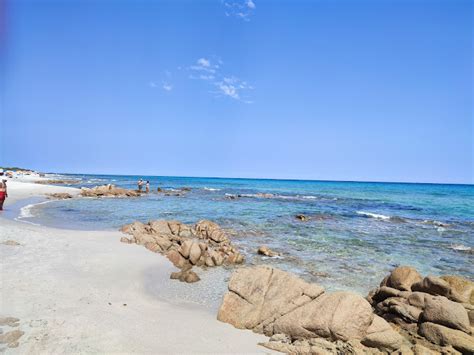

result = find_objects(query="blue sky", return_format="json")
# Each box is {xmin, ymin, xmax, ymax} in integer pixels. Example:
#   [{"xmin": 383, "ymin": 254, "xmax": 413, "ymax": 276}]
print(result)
[{"xmin": 1, "ymin": 0, "xmax": 472, "ymax": 183}]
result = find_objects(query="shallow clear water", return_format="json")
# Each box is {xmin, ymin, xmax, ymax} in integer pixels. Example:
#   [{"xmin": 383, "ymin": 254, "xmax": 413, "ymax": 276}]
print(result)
[{"xmin": 23, "ymin": 174, "xmax": 474, "ymax": 294}]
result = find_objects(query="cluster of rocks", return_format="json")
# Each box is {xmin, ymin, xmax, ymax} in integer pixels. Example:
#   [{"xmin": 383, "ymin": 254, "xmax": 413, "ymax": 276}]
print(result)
[
  {"xmin": 46, "ymin": 192, "xmax": 74, "ymax": 199},
  {"xmin": 80, "ymin": 184, "xmax": 141, "ymax": 197},
  {"xmin": 368, "ymin": 266, "xmax": 474, "ymax": 354},
  {"xmin": 120, "ymin": 219, "xmax": 244, "ymax": 282},
  {"xmin": 217, "ymin": 265, "xmax": 474, "ymax": 354}
]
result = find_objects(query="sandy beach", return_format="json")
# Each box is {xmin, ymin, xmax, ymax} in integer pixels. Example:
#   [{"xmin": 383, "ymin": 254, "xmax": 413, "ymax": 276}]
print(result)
[{"xmin": 0, "ymin": 180, "xmax": 273, "ymax": 354}]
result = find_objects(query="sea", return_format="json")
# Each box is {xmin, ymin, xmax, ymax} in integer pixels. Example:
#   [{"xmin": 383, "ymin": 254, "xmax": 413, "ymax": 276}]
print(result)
[{"xmin": 16, "ymin": 174, "xmax": 474, "ymax": 295}]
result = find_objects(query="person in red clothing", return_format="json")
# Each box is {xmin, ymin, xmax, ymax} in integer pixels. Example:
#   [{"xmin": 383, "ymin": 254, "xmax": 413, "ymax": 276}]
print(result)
[{"xmin": 0, "ymin": 179, "xmax": 8, "ymax": 211}]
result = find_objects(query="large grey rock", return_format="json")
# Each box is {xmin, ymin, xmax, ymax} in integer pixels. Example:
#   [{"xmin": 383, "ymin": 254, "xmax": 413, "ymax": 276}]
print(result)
[
  {"xmin": 166, "ymin": 250, "xmax": 189, "ymax": 269},
  {"xmin": 188, "ymin": 242, "xmax": 202, "ymax": 265},
  {"xmin": 120, "ymin": 221, "xmax": 147, "ymax": 235},
  {"xmin": 419, "ymin": 322, "xmax": 474, "ymax": 354},
  {"xmin": 195, "ymin": 220, "xmax": 229, "ymax": 243},
  {"xmin": 148, "ymin": 220, "xmax": 172, "ymax": 235},
  {"xmin": 407, "ymin": 292, "xmax": 429, "ymax": 308},
  {"xmin": 440, "ymin": 275, "xmax": 474, "ymax": 305},
  {"xmin": 273, "ymin": 292, "xmax": 374, "ymax": 341},
  {"xmin": 375, "ymin": 297, "xmax": 422, "ymax": 323},
  {"xmin": 413, "ymin": 276, "xmax": 465, "ymax": 303},
  {"xmin": 217, "ymin": 266, "xmax": 324, "ymax": 332},
  {"xmin": 179, "ymin": 239, "xmax": 193, "ymax": 258},
  {"xmin": 361, "ymin": 315, "xmax": 405, "ymax": 351},
  {"xmin": 421, "ymin": 296, "xmax": 471, "ymax": 334},
  {"xmin": 384, "ymin": 266, "xmax": 423, "ymax": 291}
]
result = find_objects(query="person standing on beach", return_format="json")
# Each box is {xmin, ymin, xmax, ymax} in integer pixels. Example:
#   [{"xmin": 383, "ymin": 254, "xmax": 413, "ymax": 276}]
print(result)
[
  {"xmin": 0, "ymin": 179, "xmax": 8, "ymax": 211},
  {"xmin": 137, "ymin": 179, "xmax": 143, "ymax": 192},
  {"xmin": 145, "ymin": 181, "xmax": 150, "ymax": 193}
]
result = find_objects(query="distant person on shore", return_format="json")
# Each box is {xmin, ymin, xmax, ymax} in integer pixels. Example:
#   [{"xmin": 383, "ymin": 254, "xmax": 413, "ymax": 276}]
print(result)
[
  {"xmin": 137, "ymin": 179, "xmax": 144, "ymax": 192},
  {"xmin": 0, "ymin": 179, "xmax": 8, "ymax": 211},
  {"xmin": 145, "ymin": 181, "xmax": 150, "ymax": 193}
]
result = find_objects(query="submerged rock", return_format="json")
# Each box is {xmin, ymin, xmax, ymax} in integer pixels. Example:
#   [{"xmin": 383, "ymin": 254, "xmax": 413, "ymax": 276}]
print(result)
[
  {"xmin": 46, "ymin": 192, "xmax": 74, "ymax": 199},
  {"xmin": 257, "ymin": 245, "xmax": 280, "ymax": 257},
  {"xmin": 0, "ymin": 330, "xmax": 24, "ymax": 348},
  {"xmin": 1, "ymin": 240, "xmax": 21, "ymax": 246},
  {"xmin": 35, "ymin": 179, "xmax": 79, "ymax": 185},
  {"xmin": 0, "ymin": 317, "xmax": 20, "ymax": 327}
]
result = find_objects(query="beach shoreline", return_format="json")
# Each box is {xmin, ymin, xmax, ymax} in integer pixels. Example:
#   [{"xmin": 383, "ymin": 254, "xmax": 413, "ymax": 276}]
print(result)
[{"xmin": 0, "ymin": 180, "xmax": 274, "ymax": 353}]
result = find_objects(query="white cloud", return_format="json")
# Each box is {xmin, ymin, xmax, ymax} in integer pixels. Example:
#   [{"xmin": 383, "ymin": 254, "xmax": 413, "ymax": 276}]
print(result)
[
  {"xmin": 197, "ymin": 58, "xmax": 210, "ymax": 67},
  {"xmin": 223, "ymin": 0, "xmax": 256, "ymax": 21},
  {"xmin": 149, "ymin": 81, "xmax": 158, "ymax": 88},
  {"xmin": 162, "ymin": 82, "xmax": 173, "ymax": 91},
  {"xmin": 200, "ymin": 74, "xmax": 215, "ymax": 80},
  {"xmin": 217, "ymin": 82, "xmax": 239, "ymax": 99},
  {"xmin": 188, "ymin": 57, "xmax": 219, "ymax": 74},
  {"xmin": 215, "ymin": 76, "xmax": 253, "ymax": 101},
  {"xmin": 186, "ymin": 57, "xmax": 253, "ymax": 103}
]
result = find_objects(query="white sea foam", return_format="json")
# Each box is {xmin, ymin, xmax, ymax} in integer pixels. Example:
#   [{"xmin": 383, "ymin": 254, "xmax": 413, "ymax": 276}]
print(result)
[
  {"xmin": 302, "ymin": 195, "xmax": 317, "ymax": 199},
  {"xmin": 422, "ymin": 220, "xmax": 450, "ymax": 227},
  {"xmin": 356, "ymin": 211, "xmax": 391, "ymax": 220},
  {"xmin": 448, "ymin": 244, "xmax": 472, "ymax": 252},
  {"xmin": 203, "ymin": 187, "xmax": 221, "ymax": 191},
  {"xmin": 15, "ymin": 200, "xmax": 53, "ymax": 225}
]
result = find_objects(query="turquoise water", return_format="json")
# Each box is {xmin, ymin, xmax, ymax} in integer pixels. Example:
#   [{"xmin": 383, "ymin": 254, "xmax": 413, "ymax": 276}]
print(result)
[{"xmin": 24, "ymin": 174, "xmax": 474, "ymax": 294}]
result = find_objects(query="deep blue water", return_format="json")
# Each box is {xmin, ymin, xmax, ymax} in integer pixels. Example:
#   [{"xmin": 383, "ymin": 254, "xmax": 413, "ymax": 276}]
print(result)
[{"xmin": 22, "ymin": 174, "xmax": 474, "ymax": 294}]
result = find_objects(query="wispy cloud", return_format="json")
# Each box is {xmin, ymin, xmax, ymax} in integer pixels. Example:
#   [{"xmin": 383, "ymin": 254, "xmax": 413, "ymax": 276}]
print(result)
[
  {"xmin": 223, "ymin": 0, "xmax": 256, "ymax": 21},
  {"xmin": 149, "ymin": 71, "xmax": 174, "ymax": 92},
  {"xmin": 188, "ymin": 58, "xmax": 253, "ymax": 103},
  {"xmin": 162, "ymin": 82, "xmax": 173, "ymax": 91},
  {"xmin": 189, "ymin": 57, "xmax": 218, "ymax": 74}
]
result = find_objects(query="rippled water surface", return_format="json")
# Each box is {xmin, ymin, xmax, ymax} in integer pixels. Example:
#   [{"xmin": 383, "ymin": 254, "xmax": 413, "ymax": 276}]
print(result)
[{"xmin": 23, "ymin": 174, "xmax": 474, "ymax": 294}]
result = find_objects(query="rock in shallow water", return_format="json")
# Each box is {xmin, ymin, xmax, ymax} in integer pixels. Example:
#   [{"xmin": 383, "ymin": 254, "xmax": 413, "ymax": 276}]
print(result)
[
  {"xmin": 257, "ymin": 245, "xmax": 279, "ymax": 257},
  {"xmin": 81, "ymin": 184, "xmax": 141, "ymax": 197}
]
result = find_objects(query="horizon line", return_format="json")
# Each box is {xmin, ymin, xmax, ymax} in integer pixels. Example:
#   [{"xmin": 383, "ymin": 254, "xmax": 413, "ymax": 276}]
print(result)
[{"xmin": 51, "ymin": 170, "xmax": 474, "ymax": 187}]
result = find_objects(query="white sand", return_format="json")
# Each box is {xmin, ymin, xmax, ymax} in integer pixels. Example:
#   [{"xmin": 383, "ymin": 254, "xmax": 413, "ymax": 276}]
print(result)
[{"xmin": 0, "ymin": 181, "xmax": 274, "ymax": 354}]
